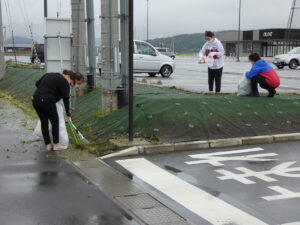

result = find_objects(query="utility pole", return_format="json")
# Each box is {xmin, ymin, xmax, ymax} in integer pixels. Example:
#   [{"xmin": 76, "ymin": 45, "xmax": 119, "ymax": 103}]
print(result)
[
  {"xmin": 120, "ymin": 0, "xmax": 129, "ymax": 102},
  {"xmin": 0, "ymin": 0, "xmax": 5, "ymax": 80},
  {"xmin": 237, "ymin": 0, "xmax": 241, "ymax": 62},
  {"xmin": 128, "ymin": 0, "xmax": 134, "ymax": 141},
  {"xmin": 101, "ymin": 0, "xmax": 120, "ymax": 114},
  {"xmin": 44, "ymin": 0, "xmax": 48, "ymax": 18},
  {"xmin": 146, "ymin": 0, "xmax": 149, "ymax": 42},
  {"xmin": 86, "ymin": 0, "xmax": 96, "ymax": 87},
  {"xmin": 71, "ymin": 0, "xmax": 86, "ymax": 76}
]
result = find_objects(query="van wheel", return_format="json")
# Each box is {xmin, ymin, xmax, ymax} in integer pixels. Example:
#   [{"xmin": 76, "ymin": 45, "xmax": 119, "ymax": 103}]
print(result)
[
  {"xmin": 289, "ymin": 59, "xmax": 299, "ymax": 69},
  {"xmin": 148, "ymin": 73, "xmax": 157, "ymax": 77},
  {"xmin": 276, "ymin": 65, "xmax": 284, "ymax": 69},
  {"xmin": 160, "ymin": 65, "xmax": 172, "ymax": 78}
]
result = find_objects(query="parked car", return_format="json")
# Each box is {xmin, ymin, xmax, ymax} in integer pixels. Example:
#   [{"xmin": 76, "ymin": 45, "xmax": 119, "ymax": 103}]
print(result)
[
  {"xmin": 155, "ymin": 47, "xmax": 176, "ymax": 59},
  {"xmin": 134, "ymin": 41, "xmax": 175, "ymax": 77},
  {"xmin": 30, "ymin": 44, "xmax": 44, "ymax": 64},
  {"xmin": 97, "ymin": 40, "xmax": 175, "ymax": 78},
  {"xmin": 273, "ymin": 47, "xmax": 300, "ymax": 69}
]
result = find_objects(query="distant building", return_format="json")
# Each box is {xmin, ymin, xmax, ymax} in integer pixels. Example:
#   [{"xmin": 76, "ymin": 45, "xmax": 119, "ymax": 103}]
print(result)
[
  {"xmin": 4, "ymin": 44, "xmax": 32, "ymax": 53},
  {"xmin": 219, "ymin": 28, "xmax": 300, "ymax": 57}
]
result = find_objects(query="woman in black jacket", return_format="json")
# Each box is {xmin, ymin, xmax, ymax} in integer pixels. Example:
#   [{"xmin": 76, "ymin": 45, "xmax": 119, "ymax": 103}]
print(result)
[{"xmin": 32, "ymin": 70, "xmax": 84, "ymax": 150}]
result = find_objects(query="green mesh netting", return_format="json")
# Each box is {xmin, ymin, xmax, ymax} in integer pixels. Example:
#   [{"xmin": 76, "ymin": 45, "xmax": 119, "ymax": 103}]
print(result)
[{"xmin": 1, "ymin": 67, "xmax": 300, "ymax": 143}]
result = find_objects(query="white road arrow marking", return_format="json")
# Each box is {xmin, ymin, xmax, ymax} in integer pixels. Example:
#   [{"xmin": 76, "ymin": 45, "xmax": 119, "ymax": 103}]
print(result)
[
  {"xmin": 262, "ymin": 186, "xmax": 300, "ymax": 201},
  {"xmin": 185, "ymin": 147, "xmax": 278, "ymax": 166},
  {"xmin": 216, "ymin": 161, "xmax": 300, "ymax": 184}
]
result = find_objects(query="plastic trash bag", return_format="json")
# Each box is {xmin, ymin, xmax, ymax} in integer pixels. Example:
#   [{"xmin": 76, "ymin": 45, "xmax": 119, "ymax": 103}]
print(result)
[
  {"xmin": 237, "ymin": 75, "xmax": 252, "ymax": 96},
  {"xmin": 33, "ymin": 100, "xmax": 69, "ymax": 147},
  {"xmin": 205, "ymin": 55, "xmax": 214, "ymax": 68}
]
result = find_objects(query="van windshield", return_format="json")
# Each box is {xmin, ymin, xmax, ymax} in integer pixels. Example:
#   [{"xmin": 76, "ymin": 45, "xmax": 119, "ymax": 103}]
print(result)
[{"xmin": 289, "ymin": 48, "xmax": 300, "ymax": 54}]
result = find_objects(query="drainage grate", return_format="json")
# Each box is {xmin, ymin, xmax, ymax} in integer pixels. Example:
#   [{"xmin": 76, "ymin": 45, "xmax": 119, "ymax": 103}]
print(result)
[
  {"xmin": 133, "ymin": 206, "xmax": 191, "ymax": 225},
  {"xmin": 116, "ymin": 193, "xmax": 162, "ymax": 210}
]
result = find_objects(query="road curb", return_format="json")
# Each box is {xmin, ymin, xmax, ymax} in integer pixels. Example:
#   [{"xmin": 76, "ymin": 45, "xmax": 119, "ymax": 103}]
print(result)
[{"xmin": 100, "ymin": 133, "xmax": 300, "ymax": 159}]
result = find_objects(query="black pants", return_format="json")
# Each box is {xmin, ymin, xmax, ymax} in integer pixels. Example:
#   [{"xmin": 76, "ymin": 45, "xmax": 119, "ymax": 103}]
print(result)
[
  {"xmin": 251, "ymin": 75, "xmax": 275, "ymax": 94},
  {"xmin": 32, "ymin": 97, "xmax": 59, "ymax": 145},
  {"xmin": 208, "ymin": 67, "xmax": 223, "ymax": 92}
]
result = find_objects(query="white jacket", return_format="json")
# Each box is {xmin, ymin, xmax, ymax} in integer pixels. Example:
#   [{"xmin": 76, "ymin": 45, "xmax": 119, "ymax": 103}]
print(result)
[{"xmin": 199, "ymin": 38, "xmax": 225, "ymax": 69}]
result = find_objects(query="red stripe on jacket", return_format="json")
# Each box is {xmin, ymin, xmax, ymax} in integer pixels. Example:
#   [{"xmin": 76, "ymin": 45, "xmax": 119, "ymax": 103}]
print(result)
[{"xmin": 259, "ymin": 69, "xmax": 280, "ymax": 88}]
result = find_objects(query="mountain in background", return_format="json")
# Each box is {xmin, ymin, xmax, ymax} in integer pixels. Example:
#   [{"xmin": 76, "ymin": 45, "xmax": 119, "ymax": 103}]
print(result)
[
  {"xmin": 5, "ymin": 36, "xmax": 32, "ymax": 44},
  {"xmin": 148, "ymin": 33, "xmax": 205, "ymax": 54},
  {"xmin": 148, "ymin": 31, "xmax": 235, "ymax": 54}
]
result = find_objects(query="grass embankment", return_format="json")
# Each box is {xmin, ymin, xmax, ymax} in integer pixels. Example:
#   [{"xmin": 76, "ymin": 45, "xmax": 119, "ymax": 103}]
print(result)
[{"xmin": 1, "ymin": 67, "xmax": 300, "ymax": 155}]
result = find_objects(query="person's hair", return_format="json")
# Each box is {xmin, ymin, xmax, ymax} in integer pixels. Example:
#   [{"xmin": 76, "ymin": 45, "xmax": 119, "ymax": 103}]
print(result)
[
  {"xmin": 63, "ymin": 70, "xmax": 85, "ymax": 83},
  {"xmin": 248, "ymin": 53, "xmax": 261, "ymax": 62},
  {"xmin": 205, "ymin": 31, "xmax": 215, "ymax": 38}
]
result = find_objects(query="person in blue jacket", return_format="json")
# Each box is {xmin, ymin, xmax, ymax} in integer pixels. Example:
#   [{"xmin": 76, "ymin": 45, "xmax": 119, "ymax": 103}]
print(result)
[{"xmin": 246, "ymin": 53, "xmax": 280, "ymax": 97}]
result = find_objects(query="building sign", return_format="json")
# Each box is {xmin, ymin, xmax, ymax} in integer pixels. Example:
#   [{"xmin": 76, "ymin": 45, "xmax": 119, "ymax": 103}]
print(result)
[
  {"xmin": 263, "ymin": 32, "xmax": 273, "ymax": 38},
  {"xmin": 259, "ymin": 29, "xmax": 286, "ymax": 40}
]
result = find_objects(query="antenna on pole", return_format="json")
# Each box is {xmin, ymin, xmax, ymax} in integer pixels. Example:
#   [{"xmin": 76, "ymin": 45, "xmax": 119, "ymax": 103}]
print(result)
[{"xmin": 287, "ymin": 0, "xmax": 300, "ymax": 40}]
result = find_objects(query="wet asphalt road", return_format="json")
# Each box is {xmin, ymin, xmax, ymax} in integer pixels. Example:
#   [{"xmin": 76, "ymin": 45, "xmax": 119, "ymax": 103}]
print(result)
[
  {"xmin": 135, "ymin": 56, "xmax": 300, "ymax": 94},
  {"xmin": 106, "ymin": 141, "xmax": 300, "ymax": 225},
  {"xmin": 0, "ymin": 99, "xmax": 138, "ymax": 225}
]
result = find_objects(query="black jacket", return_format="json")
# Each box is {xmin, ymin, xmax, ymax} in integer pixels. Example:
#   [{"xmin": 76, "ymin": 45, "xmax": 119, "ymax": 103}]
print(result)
[{"xmin": 34, "ymin": 73, "xmax": 71, "ymax": 116}]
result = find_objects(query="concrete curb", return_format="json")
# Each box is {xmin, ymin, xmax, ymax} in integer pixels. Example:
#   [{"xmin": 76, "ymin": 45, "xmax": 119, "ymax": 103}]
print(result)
[{"xmin": 101, "ymin": 133, "xmax": 300, "ymax": 159}]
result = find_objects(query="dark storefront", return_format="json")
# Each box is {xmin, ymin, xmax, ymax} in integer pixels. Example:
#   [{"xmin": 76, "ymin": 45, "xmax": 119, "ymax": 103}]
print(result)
[
  {"xmin": 259, "ymin": 29, "xmax": 300, "ymax": 57},
  {"xmin": 220, "ymin": 29, "xmax": 300, "ymax": 57}
]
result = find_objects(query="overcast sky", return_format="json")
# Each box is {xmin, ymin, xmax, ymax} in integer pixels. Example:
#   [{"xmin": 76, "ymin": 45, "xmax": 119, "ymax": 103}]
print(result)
[{"xmin": 1, "ymin": 0, "xmax": 298, "ymax": 41}]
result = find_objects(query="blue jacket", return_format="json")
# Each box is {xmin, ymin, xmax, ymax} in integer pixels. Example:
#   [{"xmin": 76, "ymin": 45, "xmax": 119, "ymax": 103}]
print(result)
[
  {"xmin": 246, "ymin": 60, "xmax": 273, "ymax": 79},
  {"xmin": 246, "ymin": 60, "xmax": 280, "ymax": 87}
]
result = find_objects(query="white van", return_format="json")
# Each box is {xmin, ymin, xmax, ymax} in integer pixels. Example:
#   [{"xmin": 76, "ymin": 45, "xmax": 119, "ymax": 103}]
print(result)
[
  {"xmin": 134, "ymin": 40, "xmax": 175, "ymax": 77},
  {"xmin": 97, "ymin": 40, "xmax": 175, "ymax": 78}
]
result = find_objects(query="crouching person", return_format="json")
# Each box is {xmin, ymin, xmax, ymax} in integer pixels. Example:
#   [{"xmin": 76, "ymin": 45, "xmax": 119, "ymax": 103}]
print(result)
[{"xmin": 246, "ymin": 53, "xmax": 280, "ymax": 97}]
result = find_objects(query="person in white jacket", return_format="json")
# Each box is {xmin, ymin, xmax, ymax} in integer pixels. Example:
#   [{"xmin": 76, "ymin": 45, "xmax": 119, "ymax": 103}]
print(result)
[{"xmin": 199, "ymin": 31, "xmax": 225, "ymax": 93}]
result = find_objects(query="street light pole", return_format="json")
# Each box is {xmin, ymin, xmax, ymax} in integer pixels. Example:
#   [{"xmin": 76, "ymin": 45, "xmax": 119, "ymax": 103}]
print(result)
[
  {"xmin": 146, "ymin": 0, "xmax": 149, "ymax": 42},
  {"xmin": 237, "ymin": 0, "xmax": 241, "ymax": 62},
  {"xmin": 0, "ymin": 0, "xmax": 5, "ymax": 80}
]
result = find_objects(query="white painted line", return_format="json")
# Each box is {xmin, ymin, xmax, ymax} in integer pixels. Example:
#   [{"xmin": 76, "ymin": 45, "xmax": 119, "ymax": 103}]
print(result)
[
  {"xmin": 117, "ymin": 158, "xmax": 268, "ymax": 225},
  {"xmin": 186, "ymin": 148, "xmax": 278, "ymax": 166},
  {"xmin": 282, "ymin": 222, "xmax": 300, "ymax": 225},
  {"xmin": 189, "ymin": 147, "xmax": 265, "ymax": 157},
  {"xmin": 262, "ymin": 186, "xmax": 300, "ymax": 201}
]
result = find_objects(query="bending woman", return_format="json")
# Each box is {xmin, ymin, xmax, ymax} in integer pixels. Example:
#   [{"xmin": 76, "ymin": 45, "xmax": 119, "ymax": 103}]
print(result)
[{"xmin": 32, "ymin": 70, "xmax": 84, "ymax": 150}]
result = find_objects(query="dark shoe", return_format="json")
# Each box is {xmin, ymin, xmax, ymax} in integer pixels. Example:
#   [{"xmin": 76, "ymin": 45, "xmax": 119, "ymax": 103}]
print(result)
[
  {"xmin": 247, "ymin": 92, "xmax": 260, "ymax": 97},
  {"xmin": 267, "ymin": 90, "xmax": 276, "ymax": 98}
]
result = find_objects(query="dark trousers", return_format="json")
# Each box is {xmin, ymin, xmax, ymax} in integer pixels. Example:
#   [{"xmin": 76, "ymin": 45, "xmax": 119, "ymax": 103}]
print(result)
[
  {"xmin": 208, "ymin": 67, "xmax": 223, "ymax": 92},
  {"xmin": 32, "ymin": 97, "xmax": 59, "ymax": 145},
  {"xmin": 251, "ymin": 75, "xmax": 275, "ymax": 94}
]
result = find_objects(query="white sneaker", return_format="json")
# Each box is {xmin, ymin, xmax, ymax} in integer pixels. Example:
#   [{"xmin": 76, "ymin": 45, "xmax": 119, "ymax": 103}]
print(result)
[
  {"xmin": 53, "ymin": 144, "xmax": 68, "ymax": 151},
  {"xmin": 46, "ymin": 144, "xmax": 53, "ymax": 151}
]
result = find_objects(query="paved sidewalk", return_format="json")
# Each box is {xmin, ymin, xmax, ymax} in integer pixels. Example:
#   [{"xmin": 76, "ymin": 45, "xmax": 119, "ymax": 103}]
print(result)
[{"xmin": 0, "ymin": 99, "xmax": 138, "ymax": 225}]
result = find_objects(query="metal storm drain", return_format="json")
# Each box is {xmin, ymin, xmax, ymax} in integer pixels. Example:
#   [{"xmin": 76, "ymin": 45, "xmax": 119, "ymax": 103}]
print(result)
[{"xmin": 115, "ymin": 193, "xmax": 192, "ymax": 225}]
